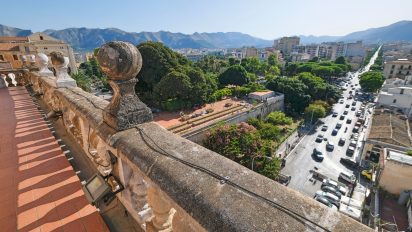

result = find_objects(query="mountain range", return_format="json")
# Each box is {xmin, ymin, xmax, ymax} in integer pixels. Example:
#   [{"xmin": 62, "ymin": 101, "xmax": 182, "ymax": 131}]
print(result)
[{"xmin": 1, "ymin": 20, "xmax": 412, "ymax": 51}]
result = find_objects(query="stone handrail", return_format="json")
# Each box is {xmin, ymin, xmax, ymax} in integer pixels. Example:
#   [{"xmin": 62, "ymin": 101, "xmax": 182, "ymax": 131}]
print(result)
[{"xmin": 23, "ymin": 43, "xmax": 372, "ymax": 232}]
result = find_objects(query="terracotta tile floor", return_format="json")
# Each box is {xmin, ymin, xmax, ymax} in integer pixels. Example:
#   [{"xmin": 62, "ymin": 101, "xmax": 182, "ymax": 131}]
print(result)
[{"xmin": 0, "ymin": 87, "xmax": 109, "ymax": 232}]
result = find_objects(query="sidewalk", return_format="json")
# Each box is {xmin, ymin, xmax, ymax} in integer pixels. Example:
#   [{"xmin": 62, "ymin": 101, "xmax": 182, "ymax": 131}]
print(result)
[
  {"xmin": 275, "ymin": 123, "xmax": 313, "ymax": 159},
  {"xmin": 0, "ymin": 87, "xmax": 108, "ymax": 232}
]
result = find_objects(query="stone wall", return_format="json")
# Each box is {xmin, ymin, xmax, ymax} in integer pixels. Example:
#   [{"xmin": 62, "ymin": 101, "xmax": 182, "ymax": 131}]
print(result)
[
  {"xmin": 23, "ymin": 41, "xmax": 372, "ymax": 232},
  {"xmin": 182, "ymin": 96, "xmax": 284, "ymax": 143}
]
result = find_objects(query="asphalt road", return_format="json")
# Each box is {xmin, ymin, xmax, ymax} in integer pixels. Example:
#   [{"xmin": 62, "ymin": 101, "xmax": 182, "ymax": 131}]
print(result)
[{"xmin": 281, "ymin": 50, "xmax": 380, "ymax": 197}]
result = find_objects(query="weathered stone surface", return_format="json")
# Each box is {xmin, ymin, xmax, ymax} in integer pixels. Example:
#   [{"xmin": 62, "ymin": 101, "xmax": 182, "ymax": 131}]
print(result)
[
  {"xmin": 96, "ymin": 41, "xmax": 152, "ymax": 131},
  {"xmin": 0, "ymin": 74, "xmax": 6, "ymax": 88}
]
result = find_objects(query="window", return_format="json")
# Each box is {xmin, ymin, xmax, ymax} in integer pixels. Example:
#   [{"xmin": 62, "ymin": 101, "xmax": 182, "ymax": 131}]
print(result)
[
  {"xmin": 407, "ymin": 71, "xmax": 410, "ymax": 75},
  {"xmin": 390, "ymin": 70, "xmax": 393, "ymax": 74},
  {"xmin": 409, "ymin": 65, "xmax": 411, "ymax": 70},
  {"xmin": 391, "ymin": 65, "xmax": 395, "ymax": 69},
  {"xmin": 13, "ymin": 54, "xmax": 18, "ymax": 60},
  {"xmin": 400, "ymin": 65, "xmax": 404, "ymax": 69},
  {"xmin": 398, "ymin": 71, "xmax": 402, "ymax": 74},
  {"xmin": 0, "ymin": 54, "xmax": 4, "ymax": 61},
  {"xmin": 44, "ymin": 47, "xmax": 48, "ymax": 50},
  {"xmin": 393, "ymin": 99, "xmax": 397, "ymax": 103},
  {"xmin": 400, "ymin": 89, "xmax": 404, "ymax": 94},
  {"xmin": 40, "ymin": 36, "xmax": 43, "ymax": 40},
  {"xmin": 25, "ymin": 46, "xmax": 29, "ymax": 52}
]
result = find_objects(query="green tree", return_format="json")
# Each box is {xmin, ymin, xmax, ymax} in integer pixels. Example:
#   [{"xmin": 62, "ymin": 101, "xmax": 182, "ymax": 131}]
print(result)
[
  {"xmin": 359, "ymin": 71, "xmax": 384, "ymax": 92},
  {"xmin": 335, "ymin": 56, "xmax": 347, "ymax": 65},
  {"xmin": 304, "ymin": 103, "xmax": 326, "ymax": 122},
  {"xmin": 71, "ymin": 72, "xmax": 91, "ymax": 92},
  {"xmin": 268, "ymin": 54, "xmax": 278, "ymax": 66},
  {"xmin": 228, "ymin": 57, "xmax": 240, "ymax": 66},
  {"xmin": 154, "ymin": 70, "xmax": 192, "ymax": 102},
  {"xmin": 218, "ymin": 65, "xmax": 249, "ymax": 86},
  {"xmin": 266, "ymin": 77, "xmax": 311, "ymax": 114},
  {"xmin": 265, "ymin": 111, "xmax": 293, "ymax": 125}
]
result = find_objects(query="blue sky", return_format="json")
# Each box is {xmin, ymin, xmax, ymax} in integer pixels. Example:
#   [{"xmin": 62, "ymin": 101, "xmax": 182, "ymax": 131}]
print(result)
[{"xmin": 1, "ymin": 0, "xmax": 411, "ymax": 39}]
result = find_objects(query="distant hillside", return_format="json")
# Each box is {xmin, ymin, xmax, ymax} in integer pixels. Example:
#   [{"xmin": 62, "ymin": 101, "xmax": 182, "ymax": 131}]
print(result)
[
  {"xmin": 1, "ymin": 20, "xmax": 412, "ymax": 51},
  {"xmin": 339, "ymin": 20, "xmax": 412, "ymax": 43},
  {"xmin": 0, "ymin": 24, "xmax": 32, "ymax": 37},
  {"xmin": 41, "ymin": 28, "xmax": 272, "ymax": 51}
]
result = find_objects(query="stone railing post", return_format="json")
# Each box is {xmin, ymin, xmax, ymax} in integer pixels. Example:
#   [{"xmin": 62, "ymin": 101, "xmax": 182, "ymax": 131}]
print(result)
[
  {"xmin": 147, "ymin": 188, "xmax": 176, "ymax": 232},
  {"xmin": 50, "ymin": 51, "xmax": 77, "ymax": 88},
  {"xmin": 96, "ymin": 41, "xmax": 152, "ymax": 131},
  {"xmin": 36, "ymin": 53, "xmax": 54, "ymax": 77}
]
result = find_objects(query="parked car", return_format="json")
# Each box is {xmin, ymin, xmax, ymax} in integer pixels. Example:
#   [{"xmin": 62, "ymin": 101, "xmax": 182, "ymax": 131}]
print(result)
[
  {"xmin": 314, "ymin": 196, "xmax": 337, "ymax": 210},
  {"xmin": 339, "ymin": 99, "xmax": 344, "ymax": 104},
  {"xmin": 339, "ymin": 171, "xmax": 356, "ymax": 184},
  {"xmin": 326, "ymin": 141, "xmax": 335, "ymax": 151},
  {"xmin": 315, "ymin": 191, "xmax": 340, "ymax": 208},
  {"xmin": 321, "ymin": 125, "xmax": 328, "ymax": 131},
  {"xmin": 313, "ymin": 148, "xmax": 324, "ymax": 161},
  {"xmin": 322, "ymin": 179, "xmax": 348, "ymax": 196},
  {"xmin": 346, "ymin": 118, "xmax": 352, "ymax": 124},
  {"xmin": 338, "ymin": 138, "xmax": 346, "ymax": 146},
  {"xmin": 351, "ymin": 107, "xmax": 356, "ymax": 111},
  {"xmin": 345, "ymin": 104, "xmax": 350, "ymax": 108},
  {"xmin": 343, "ymin": 110, "xmax": 349, "ymax": 115},
  {"xmin": 352, "ymin": 101, "xmax": 356, "ymax": 106},
  {"xmin": 332, "ymin": 112, "xmax": 338, "ymax": 117},
  {"xmin": 340, "ymin": 158, "xmax": 358, "ymax": 169},
  {"xmin": 339, "ymin": 115, "xmax": 345, "ymax": 120},
  {"xmin": 346, "ymin": 147, "xmax": 355, "ymax": 156},
  {"xmin": 321, "ymin": 185, "xmax": 342, "ymax": 198},
  {"xmin": 316, "ymin": 134, "xmax": 324, "ymax": 142},
  {"xmin": 332, "ymin": 129, "xmax": 338, "ymax": 136},
  {"xmin": 349, "ymin": 140, "xmax": 357, "ymax": 148},
  {"xmin": 352, "ymin": 126, "xmax": 359, "ymax": 133}
]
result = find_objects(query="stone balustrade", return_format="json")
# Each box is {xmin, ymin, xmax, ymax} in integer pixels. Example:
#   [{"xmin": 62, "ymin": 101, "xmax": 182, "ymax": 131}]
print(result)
[{"xmin": 23, "ymin": 41, "xmax": 372, "ymax": 232}]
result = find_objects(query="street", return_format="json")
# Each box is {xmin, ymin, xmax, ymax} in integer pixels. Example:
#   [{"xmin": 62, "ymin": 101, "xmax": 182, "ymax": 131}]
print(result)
[{"xmin": 281, "ymin": 49, "xmax": 380, "ymax": 197}]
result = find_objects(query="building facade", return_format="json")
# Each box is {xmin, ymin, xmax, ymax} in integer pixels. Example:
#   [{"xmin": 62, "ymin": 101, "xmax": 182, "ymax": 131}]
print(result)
[
  {"xmin": 383, "ymin": 59, "xmax": 412, "ymax": 79},
  {"xmin": 377, "ymin": 76, "xmax": 412, "ymax": 117},
  {"xmin": 275, "ymin": 36, "xmax": 300, "ymax": 56}
]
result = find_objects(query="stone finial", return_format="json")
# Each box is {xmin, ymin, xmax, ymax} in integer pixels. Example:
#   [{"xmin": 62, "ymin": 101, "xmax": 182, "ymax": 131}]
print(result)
[
  {"xmin": 28, "ymin": 55, "xmax": 36, "ymax": 65},
  {"xmin": 50, "ymin": 51, "xmax": 77, "ymax": 88},
  {"xmin": 6, "ymin": 73, "xmax": 16, "ymax": 87},
  {"xmin": 96, "ymin": 41, "xmax": 152, "ymax": 131},
  {"xmin": 36, "ymin": 53, "xmax": 54, "ymax": 77}
]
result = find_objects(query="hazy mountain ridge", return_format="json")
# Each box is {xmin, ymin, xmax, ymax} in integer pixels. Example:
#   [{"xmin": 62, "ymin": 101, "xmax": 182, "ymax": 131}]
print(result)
[{"xmin": 1, "ymin": 20, "xmax": 412, "ymax": 51}]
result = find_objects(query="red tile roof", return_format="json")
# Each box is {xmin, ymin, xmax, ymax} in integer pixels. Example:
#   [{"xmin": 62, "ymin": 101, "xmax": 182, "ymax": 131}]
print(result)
[{"xmin": 0, "ymin": 36, "xmax": 28, "ymax": 42}]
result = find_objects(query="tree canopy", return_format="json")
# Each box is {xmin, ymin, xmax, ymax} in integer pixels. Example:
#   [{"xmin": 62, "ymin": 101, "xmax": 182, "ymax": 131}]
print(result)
[
  {"xmin": 218, "ymin": 65, "xmax": 249, "ymax": 86},
  {"xmin": 359, "ymin": 71, "xmax": 384, "ymax": 92}
]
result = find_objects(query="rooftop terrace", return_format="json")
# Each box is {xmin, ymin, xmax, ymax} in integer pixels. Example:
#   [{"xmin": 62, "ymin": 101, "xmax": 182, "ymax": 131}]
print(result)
[{"xmin": 0, "ymin": 41, "xmax": 373, "ymax": 232}]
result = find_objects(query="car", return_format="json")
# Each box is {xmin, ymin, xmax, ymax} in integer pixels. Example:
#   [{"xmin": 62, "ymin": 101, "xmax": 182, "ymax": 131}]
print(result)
[
  {"xmin": 346, "ymin": 146, "xmax": 355, "ymax": 156},
  {"xmin": 332, "ymin": 112, "xmax": 338, "ymax": 117},
  {"xmin": 339, "ymin": 115, "xmax": 345, "ymax": 120},
  {"xmin": 331, "ymin": 129, "xmax": 338, "ymax": 136},
  {"xmin": 321, "ymin": 185, "xmax": 342, "ymax": 198},
  {"xmin": 322, "ymin": 179, "xmax": 348, "ymax": 196},
  {"xmin": 315, "ymin": 190, "xmax": 340, "ymax": 208},
  {"xmin": 352, "ymin": 126, "xmax": 360, "ymax": 133},
  {"xmin": 314, "ymin": 196, "xmax": 337, "ymax": 210},
  {"xmin": 346, "ymin": 118, "xmax": 352, "ymax": 124},
  {"xmin": 361, "ymin": 169, "xmax": 373, "ymax": 180},
  {"xmin": 355, "ymin": 110, "xmax": 362, "ymax": 117},
  {"xmin": 339, "ymin": 99, "xmax": 344, "ymax": 104},
  {"xmin": 350, "ymin": 84, "xmax": 354, "ymax": 87},
  {"xmin": 335, "ymin": 122, "xmax": 342, "ymax": 129},
  {"xmin": 316, "ymin": 134, "xmax": 324, "ymax": 142},
  {"xmin": 313, "ymin": 148, "xmax": 324, "ymax": 161},
  {"xmin": 338, "ymin": 138, "xmax": 346, "ymax": 146},
  {"xmin": 349, "ymin": 90, "xmax": 352, "ymax": 94},
  {"xmin": 321, "ymin": 125, "xmax": 328, "ymax": 131},
  {"xmin": 343, "ymin": 110, "xmax": 349, "ymax": 115},
  {"xmin": 339, "ymin": 171, "xmax": 356, "ymax": 184},
  {"xmin": 340, "ymin": 158, "xmax": 358, "ymax": 169},
  {"xmin": 345, "ymin": 104, "xmax": 350, "ymax": 108},
  {"xmin": 351, "ymin": 107, "xmax": 356, "ymax": 111},
  {"xmin": 326, "ymin": 141, "xmax": 334, "ymax": 151},
  {"xmin": 352, "ymin": 101, "xmax": 356, "ymax": 106},
  {"xmin": 349, "ymin": 140, "xmax": 357, "ymax": 148},
  {"xmin": 348, "ymin": 95, "xmax": 353, "ymax": 99}
]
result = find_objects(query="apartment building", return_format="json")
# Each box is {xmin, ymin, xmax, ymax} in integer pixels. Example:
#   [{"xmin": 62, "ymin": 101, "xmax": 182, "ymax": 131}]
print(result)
[
  {"xmin": 275, "ymin": 36, "xmax": 300, "ymax": 55},
  {"xmin": 383, "ymin": 59, "xmax": 412, "ymax": 79},
  {"xmin": 377, "ymin": 75, "xmax": 412, "ymax": 117}
]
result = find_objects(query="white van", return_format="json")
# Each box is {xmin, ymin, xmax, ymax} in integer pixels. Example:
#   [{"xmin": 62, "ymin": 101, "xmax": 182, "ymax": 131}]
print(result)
[{"xmin": 339, "ymin": 171, "xmax": 356, "ymax": 184}]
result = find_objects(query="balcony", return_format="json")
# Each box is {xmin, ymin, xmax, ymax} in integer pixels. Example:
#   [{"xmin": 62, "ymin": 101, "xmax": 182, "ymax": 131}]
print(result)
[{"xmin": 0, "ymin": 41, "xmax": 372, "ymax": 231}]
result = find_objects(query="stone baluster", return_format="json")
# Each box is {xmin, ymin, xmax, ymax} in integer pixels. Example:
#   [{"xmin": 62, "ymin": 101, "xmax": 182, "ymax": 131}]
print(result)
[
  {"xmin": 50, "ymin": 51, "xmax": 77, "ymax": 88},
  {"xmin": 0, "ymin": 74, "xmax": 6, "ymax": 88},
  {"xmin": 147, "ymin": 188, "xmax": 176, "ymax": 232},
  {"xmin": 28, "ymin": 54, "xmax": 36, "ymax": 67},
  {"xmin": 6, "ymin": 73, "xmax": 16, "ymax": 87},
  {"xmin": 96, "ymin": 41, "xmax": 152, "ymax": 131},
  {"xmin": 36, "ymin": 53, "xmax": 54, "ymax": 77}
]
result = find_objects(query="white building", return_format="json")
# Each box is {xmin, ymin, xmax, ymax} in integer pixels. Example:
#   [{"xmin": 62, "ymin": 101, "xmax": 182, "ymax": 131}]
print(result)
[{"xmin": 377, "ymin": 75, "xmax": 412, "ymax": 117}]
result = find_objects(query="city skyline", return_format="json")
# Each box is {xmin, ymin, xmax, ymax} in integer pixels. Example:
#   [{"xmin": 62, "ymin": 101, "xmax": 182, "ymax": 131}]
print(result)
[{"xmin": 1, "ymin": 0, "xmax": 411, "ymax": 39}]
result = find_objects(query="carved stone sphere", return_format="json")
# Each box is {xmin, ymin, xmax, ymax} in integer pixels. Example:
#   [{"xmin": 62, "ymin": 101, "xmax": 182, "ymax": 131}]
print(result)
[
  {"xmin": 50, "ymin": 51, "xmax": 66, "ymax": 66},
  {"xmin": 96, "ymin": 41, "xmax": 142, "ymax": 81}
]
